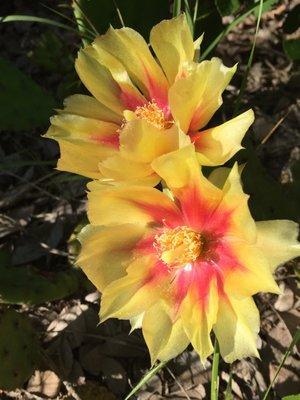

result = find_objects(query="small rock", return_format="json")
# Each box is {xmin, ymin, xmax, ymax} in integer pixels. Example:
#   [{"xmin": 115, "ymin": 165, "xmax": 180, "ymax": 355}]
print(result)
[{"xmin": 27, "ymin": 370, "xmax": 61, "ymax": 398}]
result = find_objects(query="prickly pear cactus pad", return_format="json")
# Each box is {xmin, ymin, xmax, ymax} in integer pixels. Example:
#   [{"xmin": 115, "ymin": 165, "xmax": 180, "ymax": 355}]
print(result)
[{"xmin": 0, "ymin": 308, "xmax": 41, "ymax": 390}]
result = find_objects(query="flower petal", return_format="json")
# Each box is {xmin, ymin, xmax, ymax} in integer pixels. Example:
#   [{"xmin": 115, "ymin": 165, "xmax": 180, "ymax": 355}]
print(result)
[
  {"xmin": 75, "ymin": 46, "xmax": 124, "ymax": 115},
  {"xmin": 213, "ymin": 163, "xmax": 257, "ymax": 243},
  {"xmin": 142, "ymin": 301, "xmax": 189, "ymax": 364},
  {"xmin": 224, "ymin": 241, "xmax": 280, "ymax": 297},
  {"xmin": 214, "ymin": 296, "xmax": 260, "ymax": 363},
  {"xmin": 48, "ymin": 113, "xmax": 119, "ymax": 143},
  {"xmin": 99, "ymin": 154, "xmax": 160, "ymax": 186},
  {"xmin": 152, "ymin": 145, "xmax": 223, "ymax": 229},
  {"xmin": 91, "ymin": 42, "xmax": 147, "ymax": 110},
  {"xmin": 180, "ymin": 276, "xmax": 219, "ymax": 361},
  {"xmin": 255, "ymin": 220, "xmax": 300, "ymax": 272},
  {"xmin": 77, "ymin": 224, "xmax": 145, "ymax": 291},
  {"xmin": 150, "ymin": 14, "xmax": 194, "ymax": 84},
  {"xmin": 120, "ymin": 119, "xmax": 186, "ymax": 164},
  {"xmin": 61, "ymin": 94, "xmax": 122, "ymax": 124},
  {"xmin": 87, "ymin": 181, "xmax": 182, "ymax": 227},
  {"xmin": 192, "ymin": 109, "xmax": 254, "ymax": 166},
  {"xmin": 44, "ymin": 113, "xmax": 120, "ymax": 178},
  {"xmin": 93, "ymin": 27, "xmax": 169, "ymax": 108},
  {"xmin": 169, "ymin": 58, "xmax": 236, "ymax": 132},
  {"xmin": 100, "ymin": 255, "xmax": 161, "ymax": 321}
]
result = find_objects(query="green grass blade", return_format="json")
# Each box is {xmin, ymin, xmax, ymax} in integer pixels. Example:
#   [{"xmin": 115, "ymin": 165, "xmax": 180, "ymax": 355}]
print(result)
[
  {"xmin": 193, "ymin": 0, "xmax": 199, "ymax": 24},
  {"xmin": 199, "ymin": 0, "xmax": 275, "ymax": 62},
  {"xmin": 262, "ymin": 328, "xmax": 300, "ymax": 400},
  {"xmin": 113, "ymin": 0, "xmax": 125, "ymax": 27},
  {"xmin": 72, "ymin": 0, "xmax": 99, "ymax": 36},
  {"xmin": 0, "ymin": 14, "xmax": 93, "ymax": 40},
  {"xmin": 125, "ymin": 361, "xmax": 167, "ymax": 400},
  {"xmin": 233, "ymin": 0, "xmax": 264, "ymax": 116},
  {"xmin": 210, "ymin": 338, "xmax": 220, "ymax": 400},
  {"xmin": 41, "ymin": 3, "xmax": 96, "ymax": 37},
  {"xmin": 173, "ymin": 0, "xmax": 182, "ymax": 17}
]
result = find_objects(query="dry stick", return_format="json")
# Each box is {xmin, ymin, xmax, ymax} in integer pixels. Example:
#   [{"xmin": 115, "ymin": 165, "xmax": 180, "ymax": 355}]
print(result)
[
  {"xmin": 166, "ymin": 366, "xmax": 192, "ymax": 400},
  {"xmin": 260, "ymin": 109, "xmax": 291, "ymax": 145}
]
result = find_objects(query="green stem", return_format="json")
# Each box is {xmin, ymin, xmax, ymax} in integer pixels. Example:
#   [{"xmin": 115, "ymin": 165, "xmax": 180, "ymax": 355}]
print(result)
[
  {"xmin": 125, "ymin": 360, "xmax": 167, "ymax": 400},
  {"xmin": 210, "ymin": 338, "xmax": 220, "ymax": 400},
  {"xmin": 262, "ymin": 328, "xmax": 300, "ymax": 400}
]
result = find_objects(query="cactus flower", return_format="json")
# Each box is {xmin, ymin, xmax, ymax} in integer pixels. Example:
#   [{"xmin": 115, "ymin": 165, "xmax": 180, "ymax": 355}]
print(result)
[
  {"xmin": 78, "ymin": 145, "xmax": 300, "ymax": 363},
  {"xmin": 45, "ymin": 14, "xmax": 254, "ymax": 185}
]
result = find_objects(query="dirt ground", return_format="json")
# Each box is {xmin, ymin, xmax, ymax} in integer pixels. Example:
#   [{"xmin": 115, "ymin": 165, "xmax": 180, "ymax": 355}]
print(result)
[{"xmin": 0, "ymin": 1, "xmax": 299, "ymax": 399}]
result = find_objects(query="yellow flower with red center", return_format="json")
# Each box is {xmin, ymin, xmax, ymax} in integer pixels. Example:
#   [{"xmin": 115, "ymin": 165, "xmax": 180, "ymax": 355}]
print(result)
[
  {"xmin": 45, "ymin": 14, "xmax": 254, "ymax": 185},
  {"xmin": 78, "ymin": 145, "xmax": 300, "ymax": 363}
]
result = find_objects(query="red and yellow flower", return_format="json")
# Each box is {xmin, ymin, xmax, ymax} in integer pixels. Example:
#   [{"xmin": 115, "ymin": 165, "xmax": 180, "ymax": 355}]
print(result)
[
  {"xmin": 78, "ymin": 145, "xmax": 300, "ymax": 363},
  {"xmin": 45, "ymin": 14, "xmax": 254, "ymax": 185}
]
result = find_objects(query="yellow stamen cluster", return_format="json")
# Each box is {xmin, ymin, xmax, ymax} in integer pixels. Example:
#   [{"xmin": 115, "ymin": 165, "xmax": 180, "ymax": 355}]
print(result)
[
  {"xmin": 155, "ymin": 226, "xmax": 202, "ymax": 266},
  {"xmin": 135, "ymin": 101, "xmax": 171, "ymax": 130}
]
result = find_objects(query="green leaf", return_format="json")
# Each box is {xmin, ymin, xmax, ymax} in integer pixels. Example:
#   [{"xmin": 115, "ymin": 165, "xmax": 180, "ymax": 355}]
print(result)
[
  {"xmin": 215, "ymin": 0, "xmax": 240, "ymax": 17},
  {"xmin": 0, "ymin": 57, "xmax": 55, "ymax": 131},
  {"xmin": 282, "ymin": 395, "xmax": 300, "ymax": 400},
  {"xmin": 283, "ymin": 39, "xmax": 300, "ymax": 61}
]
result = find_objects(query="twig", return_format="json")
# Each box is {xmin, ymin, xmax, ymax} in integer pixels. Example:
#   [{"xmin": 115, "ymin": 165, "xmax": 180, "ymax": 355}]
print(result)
[
  {"xmin": 260, "ymin": 109, "xmax": 291, "ymax": 145},
  {"xmin": 166, "ymin": 366, "xmax": 192, "ymax": 400}
]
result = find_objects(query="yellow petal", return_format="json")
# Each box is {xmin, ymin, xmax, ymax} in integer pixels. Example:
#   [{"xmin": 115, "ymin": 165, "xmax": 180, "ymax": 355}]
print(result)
[
  {"xmin": 224, "ymin": 241, "xmax": 280, "ymax": 297},
  {"xmin": 48, "ymin": 113, "xmax": 119, "ymax": 143},
  {"xmin": 150, "ymin": 14, "xmax": 194, "ymax": 84},
  {"xmin": 93, "ymin": 27, "xmax": 168, "ymax": 104},
  {"xmin": 169, "ymin": 58, "xmax": 236, "ymax": 132},
  {"xmin": 91, "ymin": 42, "xmax": 146, "ymax": 110},
  {"xmin": 61, "ymin": 94, "xmax": 122, "ymax": 124},
  {"xmin": 152, "ymin": 145, "xmax": 222, "ymax": 208},
  {"xmin": 120, "ymin": 119, "xmax": 185, "ymax": 164},
  {"xmin": 180, "ymin": 278, "xmax": 219, "ymax": 362},
  {"xmin": 77, "ymin": 224, "xmax": 145, "ymax": 291},
  {"xmin": 219, "ymin": 163, "xmax": 257, "ymax": 243},
  {"xmin": 142, "ymin": 301, "xmax": 189, "ymax": 364},
  {"xmin": 45, "ymin": 129, "xmax": 110, "ymax": 179},
  {"xmin": 44, "ymin": 113, "xmax": 119, "ymax": 178},
  {"xmin": 100, "ymin": 255, "xmax": 159, "ymax": 321},
  {"xmin": 214, "ymin": 296, "xmax": 260, "ymax": 363},
  {"xmin": 255, "ymin": 220, "xmax": 300, "ymax": 272},
  {"xmin": 99, "ymin": 154, "xmax": 160, "ymax": 186},
  {"xmin": 87, "ymin": 181, "xmax": 180, "ymax": 226},
  {"xmin": 75, "ymin": 46, "xmax": 124, "ymax": 115},
  {"xmin": 151, "ymin": 144, "xmax": 200, "ymax": 188},
  {"xmin": 194, "ymin": 109, "xmax": 254, "ymax": 166}
]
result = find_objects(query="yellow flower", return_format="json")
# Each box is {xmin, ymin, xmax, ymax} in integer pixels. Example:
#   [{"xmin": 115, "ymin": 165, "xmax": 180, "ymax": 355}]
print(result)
[
  {"xmin": 77, "ymin": 145, "xmax": 300, "ymax": 363},
  {"xmin": 45, "ymin": 14, "xmax": 254, "ymax": 185}
]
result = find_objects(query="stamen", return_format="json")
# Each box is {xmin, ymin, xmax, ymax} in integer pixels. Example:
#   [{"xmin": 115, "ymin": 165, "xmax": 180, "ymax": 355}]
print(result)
[
  {"xmin": 135, "ymin": 101, "xmax": 172, "ymax": 130},
  {"xmin": 155, "ymin": 226, "xmax": 202, "ymax": 267}
]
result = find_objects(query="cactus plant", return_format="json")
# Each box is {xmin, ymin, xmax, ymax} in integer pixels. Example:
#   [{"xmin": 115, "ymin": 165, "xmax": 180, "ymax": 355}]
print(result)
[
  {"xmin": 0, "ymin": 250, "xmax": 80, "ymax": 305},
  {"xmin": 0, "ymin": 308, "xmax": 41, "ymax": 390}
]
